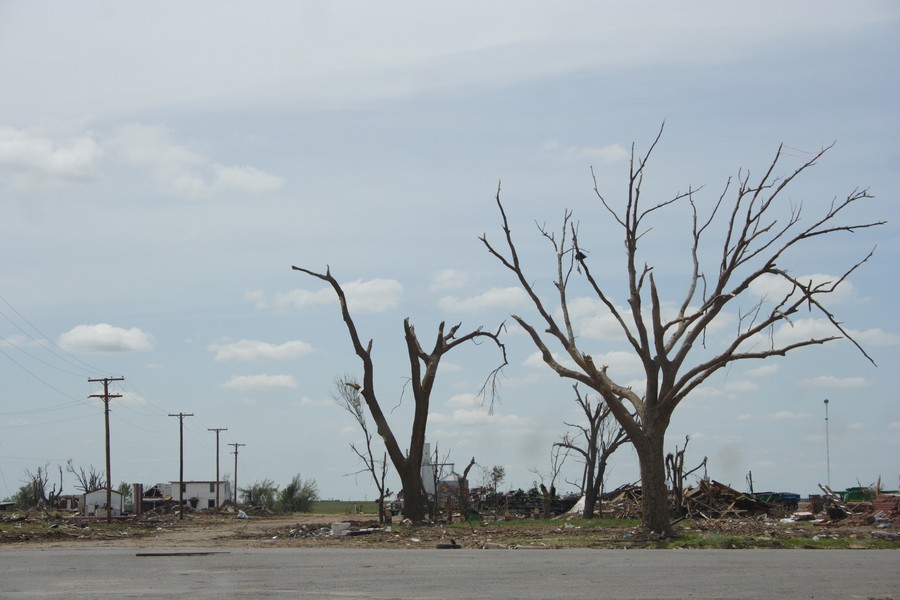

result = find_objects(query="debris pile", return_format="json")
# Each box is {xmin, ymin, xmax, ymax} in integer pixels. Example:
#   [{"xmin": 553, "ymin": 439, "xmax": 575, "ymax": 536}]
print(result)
[{"xmin": 680, "ymin": 480, "xmax": 773, "ymax": 519}]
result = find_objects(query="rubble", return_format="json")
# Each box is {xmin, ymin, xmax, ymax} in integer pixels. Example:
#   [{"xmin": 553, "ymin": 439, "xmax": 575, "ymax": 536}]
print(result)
[{"xmin": 680, "ymin": 480, "xmax": 773, "ymax": 519}]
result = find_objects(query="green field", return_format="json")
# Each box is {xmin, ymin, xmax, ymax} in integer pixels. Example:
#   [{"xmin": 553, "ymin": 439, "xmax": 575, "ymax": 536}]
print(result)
[{"xmin": 310, "ymin": 500, "xmax": 379, "ymax": 515}]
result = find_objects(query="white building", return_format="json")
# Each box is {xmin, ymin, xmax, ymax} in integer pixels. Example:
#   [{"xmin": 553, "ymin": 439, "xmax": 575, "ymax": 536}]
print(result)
[
  {"xmin": 81, "ymin": 489, "xmax": 124, "ymax": 516},
  {"xmin": 140, "ymin": 481, "xmax": 231, "ymax": 512},
  {"xmin": 171, "ymin": 481, "xmax": 232, "ymax": 509}
]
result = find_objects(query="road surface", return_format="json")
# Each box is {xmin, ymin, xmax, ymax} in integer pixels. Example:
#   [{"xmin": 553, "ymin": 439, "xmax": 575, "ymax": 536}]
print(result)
[{"xmin": 1, "ymin": 546, "xmax": 897, "ymax": 599}]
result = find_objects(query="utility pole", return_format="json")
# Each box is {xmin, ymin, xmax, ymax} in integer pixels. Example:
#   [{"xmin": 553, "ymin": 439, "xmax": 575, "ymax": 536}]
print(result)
[
  {"xmin": 229, "ymin": 443, "xmax": 245, "ymax": 505},
  {"xmin": 208, "ymin": 427, "xmax": 227, "ymax": 508},
  {"xmin": 169, "ymin": 412, "xmax": 194, "ymax": 520},
  {"xmin": 89, "ymin": 376, "xmax": 123, "ymax": 523},
  {"xmin": 824, "ymin": 399, "xmax": 831, "ymax": 488}
]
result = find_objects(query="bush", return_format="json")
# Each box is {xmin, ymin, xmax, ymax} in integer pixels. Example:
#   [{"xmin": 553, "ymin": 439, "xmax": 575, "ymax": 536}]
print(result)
[{"xmin": 277, "ymin": 475, "xmax": 319, "ymax": 513}]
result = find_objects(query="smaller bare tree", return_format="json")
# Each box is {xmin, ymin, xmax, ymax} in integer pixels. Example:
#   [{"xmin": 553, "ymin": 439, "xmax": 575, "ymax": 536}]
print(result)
[
  {"xmin": 666, "ymin": 436, "xmax": 707, "ymax": 516},
  {"xmin": 334, "ymin": 375, "xmax": 391, "ymax": 524},
  {"xmin": 67, "ymin": 460, "xmax": 106, "ymax": 493},
  {"xmin": 555, "ymin": 384, "xmax": 630, "ymax": 518},
  {"xmin": 480, "ymin": 465, "xmax": 506, "ymax": 516},
  {"xmin": 530, "ymin": 444, "xmax": 569, "ymax": 519},
  {"xmin": 455, "ymin": 457, "xmax": 477, "ymax": 522},
  {"xmin": 21, "ymin": 463, "xmax": 62, "ymax": 508}
]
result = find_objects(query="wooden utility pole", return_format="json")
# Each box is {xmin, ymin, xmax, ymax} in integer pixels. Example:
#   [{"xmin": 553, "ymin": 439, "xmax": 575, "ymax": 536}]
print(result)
[
  {"xmin": 169, "ymin": 412, "xmax": 194, "ymax": 520},
  {"xmin": 229, "ymin": 443, "xmax": 245, "ymax": 505},
  {"xmin": 208, "ymin": 427, "xmax": 227, "ymax": 508},
  {"xmin": 89, "ymin": 376, "xmax": 123, "ymax": 523}
]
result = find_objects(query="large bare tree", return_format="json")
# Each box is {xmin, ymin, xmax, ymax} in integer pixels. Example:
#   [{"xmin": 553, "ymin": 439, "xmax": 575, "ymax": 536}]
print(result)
[
  {"xmin": 481, "ymin": 127, "xmax": 883, "ymax": 535},
  {"xmin": 555, "ymin": 384, "xmax": 629, "ymax": 519},
  {"xmin": 292, "ymin": 265, "xmax": 507, "ymax": 522}
]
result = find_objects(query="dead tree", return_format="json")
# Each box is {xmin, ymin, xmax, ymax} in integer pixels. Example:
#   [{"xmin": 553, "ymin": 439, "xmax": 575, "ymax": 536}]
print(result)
[
  {"xmin": 666, "ymin": 436, "xmax": 707, "ymax": 515},
  {"xmin": 333, "ymin": 375, "xmax": 391, "ymax": 525},
  {"xmin": 21, "ymin": 463, "xmax": 62, "ymax": 508},
  {"xmin": 292, "ymin": 265, "xmax": 507, "ymax": 522},
  {"xmin": 456, "ymin": 457, "xmax": 477, "ymax": 521},
  {"xmin": 555, "ymin": 384, "xmax": 629, "ymax": 518},
  {"xmin": 66, "ymin": 460, "xmax": 106, "ymax": 493},
  {"xmin": 531, "ymin": 444, "xmax": 568, "ymax": 519},
  {"xmin": 481, "ymin": 125, "xmax": 883, "ymax": 536}
]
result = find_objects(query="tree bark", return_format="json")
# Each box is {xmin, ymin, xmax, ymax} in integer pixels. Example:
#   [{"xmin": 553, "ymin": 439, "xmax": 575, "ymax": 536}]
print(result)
[{"xmin": 634, "ymin": 428, "xmax": 669, "ymax": 536}]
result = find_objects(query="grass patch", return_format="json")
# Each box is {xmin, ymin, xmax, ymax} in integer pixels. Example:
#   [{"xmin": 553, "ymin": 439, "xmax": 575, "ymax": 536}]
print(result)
[{"xmin": 309, "ymin": 500, "xmax": 379, "ymax": 515}]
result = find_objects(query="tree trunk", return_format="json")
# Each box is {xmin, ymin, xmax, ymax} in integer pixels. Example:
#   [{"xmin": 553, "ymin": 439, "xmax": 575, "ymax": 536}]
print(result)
[
  {"xmin": 582, "ymin": 486, "xmax": 598, "ymax": 520},
  {"xmin": 635, "ymin": 429, "xmax": 670, "ymax": 536},
  {"xmin": 397, "ymin": 463, "xmax": 426, "ymax": 522}
]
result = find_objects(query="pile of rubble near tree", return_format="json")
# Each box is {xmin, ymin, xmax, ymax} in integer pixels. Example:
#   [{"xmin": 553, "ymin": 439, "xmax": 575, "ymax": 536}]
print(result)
[
  {"xmin": 600, "ymin": 480, "xmax": 791, "ymax": 520},
  {"xmin": 599, "ymin": 479, "xmax": 900, "ymax": 535},
  {"xmin": 679, "ymin": 480, "xmax": 774, "ymax": 519}
]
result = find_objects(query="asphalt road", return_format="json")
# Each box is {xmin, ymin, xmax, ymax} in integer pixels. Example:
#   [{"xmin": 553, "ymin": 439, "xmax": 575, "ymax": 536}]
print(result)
[{"xmin": 1, "ymin": 547, "xmax": 897, "ymax": 599}]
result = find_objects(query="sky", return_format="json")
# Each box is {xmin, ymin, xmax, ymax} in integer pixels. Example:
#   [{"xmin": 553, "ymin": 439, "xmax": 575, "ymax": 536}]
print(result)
[{"xmin": 1, "ymin": 1, "xmax": 898, "ymax": 504}]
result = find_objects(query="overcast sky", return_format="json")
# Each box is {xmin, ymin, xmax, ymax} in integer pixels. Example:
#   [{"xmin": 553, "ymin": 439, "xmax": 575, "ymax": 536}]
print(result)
[{"xmin": 1, "ymin": 1, "xmax": 898, "ymax": 503}]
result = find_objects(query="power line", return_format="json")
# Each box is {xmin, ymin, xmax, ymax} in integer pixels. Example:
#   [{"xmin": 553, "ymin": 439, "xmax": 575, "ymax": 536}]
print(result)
[{"xmin": 0, "ymin": 294, "xmax": 105, "ymax": 376}]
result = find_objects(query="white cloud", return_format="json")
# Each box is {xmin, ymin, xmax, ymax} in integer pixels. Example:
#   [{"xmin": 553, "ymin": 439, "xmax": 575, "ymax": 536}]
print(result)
[
  {"xmin": 852, "ymin": 328, "xmax": 900, "ymax": 346},
  {"xmin": 767, "ymin": 318, "xmax": 841, "ymax": 348},
  {"xmin": 847, "ymin": 422, "xmax": 864, "ymax": 431},
  {"xmin": 521, "ymin": 349, "xmax": 641, "ymax": 380},
  {"xmin": 543, "ymin": 139, "xmax": 629, "ymax": 164},
  {"xmin": 429, "ymin": 407, "xmax": 531, "ymax": 428},
  {"xmin": 220, "ymin": 374, "xmax": 298, "ymax": 391},
  {"xmin": 798, "ymin": 376, "xmax": 871, "ymax": 389},
  {"xmin": 446, "ymin": 393, "xmax": 478, "ymax": 408},
  {"xmin": 437, "ymin": 287, "xmax": 529, "ymax": 312},
  {"xmin": 212, "ymin": 164, "xmax": 284, "ymax": 194},
  {"xmin": 0, "ymin": 125, "xmax": 101, "ymax": 188},
  {"xmin": 567, "ymin": 297, "xmax": 628, "ymax": 341},
  {"xmin": 738, "ymin": 410, "xmax": 810, "ymax": 421},
  {"xmin": 273, "ymin": 288, "xmax": 334, "ymax": 311},
  {"xmin": 0, "ymin": 334, "xmax": 33, "ymax": 349},
  {"xmin": 342, "ymin": 279, "xmax": 404, "ymax": 313},
  {"xmin": 591, "ymin": 351, "xmax": 644, "ymax": 377},
  {"xmin": 523, "ymin": 351, "xmax": 575, "ymax": 371},
  {"xmin": 108, "ymin": 123, "xmax": 283, "ymax": 199},
  {"xmin": 271, "ymin": 278, "xmax": 403, "ymax": 314},
  {"xmin": 429, "ymin": 269, "xmax": 469, "ymax": 292},
  {"xmin": 724, "ymin": 380, "xmax": 758, "ymax": 393},
  {"xmin": 745, "ymin": 364, "xmax": 779, "ymax": 377},
  {"xmin": 888, "ymin": 422, "xmax": 900, "ymax": 431},
  {"xmin": 770, "ymin": 410, "xmax": 808, "ymax": 421},
  {"xmin": 209, "ymin": 339, "xmax": 314, "ymax": 361},
  {"xmin": 688, "ymin": 387, "xmax": 724, "ymax": 399},
  {"xmin": 244, "ymin": 289, "xmax": 268, "ymax": 310},
  {"xmin": 57, "ymin": 323, "xmax": 153, "ymax": 353}
]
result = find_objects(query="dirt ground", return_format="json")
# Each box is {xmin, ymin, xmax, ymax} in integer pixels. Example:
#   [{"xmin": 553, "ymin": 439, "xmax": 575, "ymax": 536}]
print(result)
[{"xmin": 2, "ymin": 509, "xmax": 896, "ymax": 550}]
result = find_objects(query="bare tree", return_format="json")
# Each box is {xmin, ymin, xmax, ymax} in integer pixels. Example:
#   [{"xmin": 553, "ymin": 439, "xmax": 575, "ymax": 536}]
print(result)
[
  {"xmin": 666, "ymin": 436, "xmax": 707, "ymax": 516},
  {"xmin": 19, "ymin": 463, "xmax": 62, "ymax": 508},
  {"xmin": 455, "ymin": 456, "xmax": 477, "ymax": 522},
  {"xmin": 334, "ymin": 375, "xmax": 391, "ymax": 524},
  {"xmin": 67, "ymin": 460, "xmax": 106, "ymax": 493},
  {"xmin": 481, "ymin": 126, "xmax": 883, "ymax": 535},
  {"xmin": 292, "ymin": 265, "xmax": 507, "ymax": 522},
  {"xmin": 530, "ymin": 444, "xmax": 568, "ymax": 519},
  {"xmin": 555, "ymin": 384, "xmax": 629, "ymax": 518}
]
